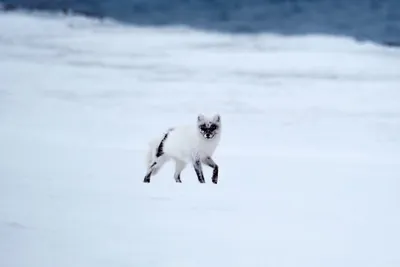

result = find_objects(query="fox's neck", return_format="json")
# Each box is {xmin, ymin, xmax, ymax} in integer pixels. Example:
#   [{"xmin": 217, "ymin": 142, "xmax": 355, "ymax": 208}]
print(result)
[{"xmin": 196, "ymin": 133, "xmax": 220, "ymax": 155}]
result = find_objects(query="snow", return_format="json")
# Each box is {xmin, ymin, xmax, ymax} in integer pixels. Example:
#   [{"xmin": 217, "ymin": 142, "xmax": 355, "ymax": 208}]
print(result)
[{"xmin": 1, "ymin": 11, "xmax": 400, "ymax": 267}]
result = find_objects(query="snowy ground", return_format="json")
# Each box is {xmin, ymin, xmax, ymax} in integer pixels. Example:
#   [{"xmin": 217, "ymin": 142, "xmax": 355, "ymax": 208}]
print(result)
[{"xmin": 1, "ymin": 11, "xmax": 400, "ymax": 267}]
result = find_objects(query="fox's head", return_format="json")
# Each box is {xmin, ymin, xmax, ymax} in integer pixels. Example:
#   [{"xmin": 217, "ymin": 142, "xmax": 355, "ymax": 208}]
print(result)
[{"xmin": 197, "ymin": 114, "xmax": 221, "ymax": 140}]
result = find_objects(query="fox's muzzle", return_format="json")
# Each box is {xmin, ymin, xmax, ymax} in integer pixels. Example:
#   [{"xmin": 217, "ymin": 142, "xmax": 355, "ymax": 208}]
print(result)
[{"xmin": 205, "ymin": 133, "xmax": 213, "ymax": 139}]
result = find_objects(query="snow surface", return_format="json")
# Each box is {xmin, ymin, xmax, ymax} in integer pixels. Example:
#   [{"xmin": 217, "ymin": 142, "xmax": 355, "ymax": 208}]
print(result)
[{"xmin": 1, "ymin": 11, "xmax": 400, "ymax": 267}]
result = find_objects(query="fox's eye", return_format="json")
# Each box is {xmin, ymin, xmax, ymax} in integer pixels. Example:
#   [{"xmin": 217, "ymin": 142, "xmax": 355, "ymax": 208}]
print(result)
[{"xmin": 200, "ymin": 125, "xmax": 207, "ymax": 131}]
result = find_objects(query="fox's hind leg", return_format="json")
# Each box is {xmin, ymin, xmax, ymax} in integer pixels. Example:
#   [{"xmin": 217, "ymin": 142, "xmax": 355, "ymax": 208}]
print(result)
[
  {"xmin": 143, "ymin": 155, "xmax": 167, "ymax": 183},
  {"xmin": 173, "ymin": 159, "xmax": 186, "ymax": 183}
]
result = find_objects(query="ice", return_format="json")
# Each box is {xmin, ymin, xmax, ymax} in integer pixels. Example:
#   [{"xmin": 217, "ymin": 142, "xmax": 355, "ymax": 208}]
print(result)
[{"xmin": 1, "ymin": 11, "xmax": 400, "ymax": 267}]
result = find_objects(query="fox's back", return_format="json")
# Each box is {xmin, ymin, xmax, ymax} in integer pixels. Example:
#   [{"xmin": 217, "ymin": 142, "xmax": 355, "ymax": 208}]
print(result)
[{"xmin": 163, "ymin": 125, "xmax": 220, "ymax": 161}]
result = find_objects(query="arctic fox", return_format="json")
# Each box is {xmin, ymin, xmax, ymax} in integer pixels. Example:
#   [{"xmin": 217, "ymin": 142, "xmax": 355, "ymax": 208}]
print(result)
[{"xmin": 143, "ymin": 114, "xmax": 222, "ymax": 184}]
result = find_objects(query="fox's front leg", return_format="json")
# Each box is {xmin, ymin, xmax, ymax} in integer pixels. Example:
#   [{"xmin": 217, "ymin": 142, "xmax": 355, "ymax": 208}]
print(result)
[
  {"xmin": 202, "ymin": 156, "xmax": 219, "ymax": 184},
  {"xmin": 191, "ymin": 153, "xmax": 205, "ymax": 183}
]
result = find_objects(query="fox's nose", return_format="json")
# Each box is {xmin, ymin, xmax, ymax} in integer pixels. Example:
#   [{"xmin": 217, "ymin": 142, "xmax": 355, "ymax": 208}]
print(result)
[{"xmin": 205, "ymin": 133, "xmax": 212, "ymax": 138}]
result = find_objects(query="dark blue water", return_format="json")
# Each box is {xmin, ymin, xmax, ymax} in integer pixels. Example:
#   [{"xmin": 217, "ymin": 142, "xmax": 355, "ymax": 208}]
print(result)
[{"xmin": 1, "ymin": 0, "xmax": 400, "ymax": 46}]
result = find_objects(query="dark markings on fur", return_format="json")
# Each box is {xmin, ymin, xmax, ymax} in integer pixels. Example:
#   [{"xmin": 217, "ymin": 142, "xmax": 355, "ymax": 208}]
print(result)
[
  {"xmin": 143, "ymin": 171, "xmax": 152, "ymax": 183},
  {"xmin": 199, "ymin": 123, "xmax": 219, "ymax": 139},
  {"xmin": 175, "ymin": 174, "xmax": 182, "ymax": 183},
  {"xmin": 144, "ymin": 162, "xmax": 157, "ymax": 183},
  {"xmin": 193, "ymin": 159, "xmax": 205, "ymax": 183},
  {"xmin": 156, "ymin": 129, "xmax": 173, "ymax": 158},
  {"xmin": 211, "ymin": 166, "xmax": 219, "ymax": 184},
  {"xmin": 144, "ymin": 160, "xmax": 161, "ymax": 183},
  {"xmin": 203, "ymin": 157, "xmax": 219, "ymax": 184}
]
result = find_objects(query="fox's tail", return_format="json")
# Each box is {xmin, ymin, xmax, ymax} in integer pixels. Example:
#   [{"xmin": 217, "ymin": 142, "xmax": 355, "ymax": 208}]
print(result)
[
  {"xmin": 145, "ymin": 138, "xmax": 158, "ymax": 169},
  {"xmin": 145, "ymin": 128, "xmax": 172, "ymax": 167}
]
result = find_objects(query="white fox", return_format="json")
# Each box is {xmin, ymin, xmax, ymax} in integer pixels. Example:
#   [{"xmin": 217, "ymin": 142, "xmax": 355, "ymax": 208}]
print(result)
[{"xmin": 143, "ymin": 114, "xmax": 222, "ymax": 184}]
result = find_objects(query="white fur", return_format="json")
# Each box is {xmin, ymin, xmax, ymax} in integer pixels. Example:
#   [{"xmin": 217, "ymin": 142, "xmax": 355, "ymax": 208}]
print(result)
[
  {"xmin": 144, "ymin": 114, "xmax": 221, "ymax": 183},
  {"xmin": 163, "ymin": 124, "xmax": 220, "ymax": 162}
]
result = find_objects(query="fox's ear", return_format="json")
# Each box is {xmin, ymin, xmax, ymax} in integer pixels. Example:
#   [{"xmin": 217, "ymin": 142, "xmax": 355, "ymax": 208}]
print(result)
[
  {"xmin": 212, "ymin": 114, "xmax": 221, "ymax": 123},
  {"xmin": 197, "ymin": 114, "xmax": 205, "ymax": 122}
]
